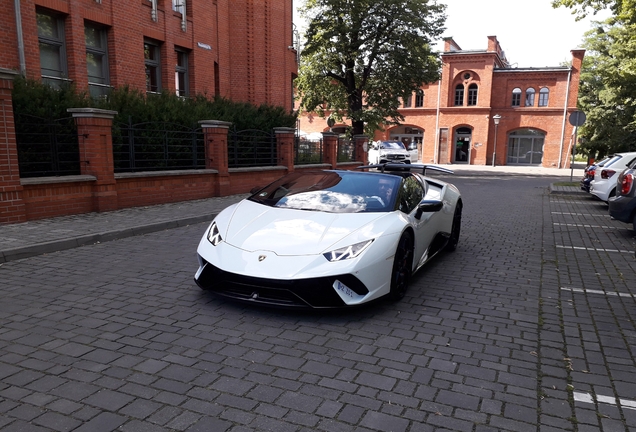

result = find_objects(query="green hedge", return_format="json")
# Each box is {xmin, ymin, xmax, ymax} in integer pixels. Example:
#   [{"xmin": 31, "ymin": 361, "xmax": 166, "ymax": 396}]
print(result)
[{"xmin": 11, "ymin": 77, "xmax": 296, "ymax": 131}]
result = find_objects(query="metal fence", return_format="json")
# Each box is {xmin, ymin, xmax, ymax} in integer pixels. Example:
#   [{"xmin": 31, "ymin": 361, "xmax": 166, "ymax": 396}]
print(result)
[
  {"xmin": 14, "ymin": 114, "xmax": 80, "ymax": 178},
  {"xmin": 337, "ymin": 136, "xmax": 356, "ymax": 162},
  {"xmin": 295, "ymin": 137, "xmax": 323, "ymax": 165},
  {"xmin": 112, "ymin": 118, "xmax": 205, "ymax": 172},
  {"xmin": 228, "ymin": 129, "xmax": 277, "ymax": 168}
]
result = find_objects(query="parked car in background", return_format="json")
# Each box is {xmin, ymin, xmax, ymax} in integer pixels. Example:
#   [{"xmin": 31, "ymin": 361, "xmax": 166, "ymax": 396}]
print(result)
[
  {"xmin": 368, "ymin": 141, "xmax": 412, "ymax": 165},
  {"xmin": 608, "ymin": 160, "xmax": 636, "ymax": 231},
  {"xmin": 580, "ymin": 157, "xmax": 611, "ymax": 193},
  {"xmin": 590, "ymin": 152, "xmax": 636, "ymax": 202}
]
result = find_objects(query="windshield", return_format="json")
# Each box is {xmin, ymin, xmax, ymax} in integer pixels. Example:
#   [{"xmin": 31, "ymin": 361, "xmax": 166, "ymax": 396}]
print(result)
[
  {"xmin": 604, "ymin": 155, "xmax": 622, "ymax": 167},
  {"xmin": 380, "ymin": 141, "xmax": 406, "ymax": 150},
  {"xmin": 248, "ymin": 171, "xmax": 401, "ymax": 213}
]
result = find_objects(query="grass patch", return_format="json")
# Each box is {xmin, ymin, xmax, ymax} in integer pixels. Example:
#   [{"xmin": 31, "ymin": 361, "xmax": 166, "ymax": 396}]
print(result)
[{"xmin": 553, "ymin": 182, "xmax": 578, "ymax": 186}]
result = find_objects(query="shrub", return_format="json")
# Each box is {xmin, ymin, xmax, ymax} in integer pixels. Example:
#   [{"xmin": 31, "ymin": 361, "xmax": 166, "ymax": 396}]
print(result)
[{"xmin": 12, "ymin": 77, "xmax": 297, "ymax": 131}]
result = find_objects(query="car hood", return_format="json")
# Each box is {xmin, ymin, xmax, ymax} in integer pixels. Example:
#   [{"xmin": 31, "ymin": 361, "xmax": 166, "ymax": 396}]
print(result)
[{"xmin": 223, "ymin": 200, "xmax": 385, "ymax": 256}]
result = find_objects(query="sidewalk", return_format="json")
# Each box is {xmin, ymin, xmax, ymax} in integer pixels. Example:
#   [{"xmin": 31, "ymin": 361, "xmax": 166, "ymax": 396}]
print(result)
[{"xmin": 0, "ymin": 165, "xmax": 585, "ymax": 263}]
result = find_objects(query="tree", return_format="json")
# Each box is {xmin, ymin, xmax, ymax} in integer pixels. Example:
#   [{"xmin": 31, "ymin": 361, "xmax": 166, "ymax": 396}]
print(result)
[
  {"xmin": 296, "ymin": 0, "xmax": 446, "ymax": 136},
  {"xmin": 551, "ymin": 0, "xmax": 635, "ymax": 23},
  {"xmin": 553, "ymin": 0, "xmax": 636, "ymax": 157},
  {"xmin": 575, "ymin": 20, "xmax": 636, "ymax": 157}
]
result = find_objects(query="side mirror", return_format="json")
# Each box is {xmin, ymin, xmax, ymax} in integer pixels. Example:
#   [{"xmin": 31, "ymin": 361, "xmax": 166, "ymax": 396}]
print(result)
[{"xmin": 415, "ymin": 200, "xmax": 443, "ymax": 219}]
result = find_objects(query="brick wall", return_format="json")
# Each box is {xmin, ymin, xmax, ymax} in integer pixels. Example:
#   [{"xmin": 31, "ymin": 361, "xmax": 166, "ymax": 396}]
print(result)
[{"xmin": 2, "ymin": 0, "xmax": 296, "ymax": 110}]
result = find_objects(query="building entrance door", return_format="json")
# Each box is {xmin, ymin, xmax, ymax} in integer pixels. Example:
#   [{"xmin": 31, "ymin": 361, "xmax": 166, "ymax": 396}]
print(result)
[{"xmin": 453, "ymin": 127, "xmax": 471, "ymax": 164}]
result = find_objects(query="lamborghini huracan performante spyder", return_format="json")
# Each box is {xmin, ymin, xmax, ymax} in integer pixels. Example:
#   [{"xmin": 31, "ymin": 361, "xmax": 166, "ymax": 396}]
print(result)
[{"xmin": 194, "ymin": 164, "xmax": 462, "ymax": 308}]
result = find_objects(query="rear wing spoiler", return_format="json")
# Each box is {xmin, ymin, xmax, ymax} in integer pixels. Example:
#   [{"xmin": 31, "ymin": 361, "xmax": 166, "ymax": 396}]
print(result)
[{"xmin": 357, "ymin": 163, "xmax": 454, "ymax": 176}]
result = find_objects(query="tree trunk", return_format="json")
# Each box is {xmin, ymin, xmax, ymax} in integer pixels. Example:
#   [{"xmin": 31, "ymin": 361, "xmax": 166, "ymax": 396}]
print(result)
[{"xmin": 351, "ymin": 119, "xmax": 364, "ymax": 135}]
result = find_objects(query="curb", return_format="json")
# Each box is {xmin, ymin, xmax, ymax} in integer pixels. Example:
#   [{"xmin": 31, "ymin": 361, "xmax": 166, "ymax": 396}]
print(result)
[{"xmin": 0, "ymin": 214, "xmax": 215, "ymax": 264}]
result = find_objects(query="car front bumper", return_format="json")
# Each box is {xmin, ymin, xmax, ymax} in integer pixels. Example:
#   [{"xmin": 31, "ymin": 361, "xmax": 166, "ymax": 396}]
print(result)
[{"xmin": 195, "ymin": 257, "xmax": 371, "ymax": 308}]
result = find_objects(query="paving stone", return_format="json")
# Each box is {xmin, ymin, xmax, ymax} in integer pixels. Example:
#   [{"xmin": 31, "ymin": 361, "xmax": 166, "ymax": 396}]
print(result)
[{"xmin": 1, "ymin": 175, "xmax": 634, "ymax": 431}]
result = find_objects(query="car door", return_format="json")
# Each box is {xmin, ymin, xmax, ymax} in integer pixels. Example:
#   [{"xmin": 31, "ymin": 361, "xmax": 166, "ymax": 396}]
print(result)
[{"xmin": 397, "ymin": 175, "xmax": 437, "ymax": 267}]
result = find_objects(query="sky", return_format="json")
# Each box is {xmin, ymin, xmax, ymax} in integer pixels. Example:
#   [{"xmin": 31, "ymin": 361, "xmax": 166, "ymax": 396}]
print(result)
[{"xmin": 293, "ymin": 0, "xmax": 612, "ymax": 68}]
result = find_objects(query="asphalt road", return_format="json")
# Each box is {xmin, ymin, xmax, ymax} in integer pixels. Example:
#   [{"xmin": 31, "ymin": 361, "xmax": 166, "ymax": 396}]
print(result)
[{"xmin": 1, "ymin": 174, "xmax": 635, "ymax": 432}]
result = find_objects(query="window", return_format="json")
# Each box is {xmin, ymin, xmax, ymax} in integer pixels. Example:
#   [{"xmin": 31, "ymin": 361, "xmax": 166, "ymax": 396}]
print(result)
[
  {"xmin": 403, "ymin": 93, "xmax": 412, "ymax": 108},
  {"xmin": 454, "ymin": 84, "xmax": 464, "ymax": 106},
  {"xmin": 85, "ymin": 22, "xmax": 110, "ymax": 98},
  {"xmin": 175, "ymin": 49, "xmax": 189, "ymax": 97},
  {"xmin": 398, "ymin": 176, "xmax": 424, "ymax": 214},
  {"xmin": 467, "ymin": 83, "xmax": 478, "ymax": 106},
  {"xmin": 144, "ymin": 40, "xmax": 161, "ymax": 93},
  {"xmin": 511, "ymin": 87, "xmax": 521, "ymax": 107},
  {"xmin": 415, "ymin": 90, "xmax": 424, "ymax": 107},
  {"xmin": 525, "ymin": 87, "xmax": 535, "ymax": 107},
  {"xmin": 538, "ymin": 87, "xmax": 549, "ymax": 107},
  {"xmin": 37, "ymin": 9, "xmax": 68, "ymax": 88},
  {"xmin": 507, "ymin": 129, "xmax": 545, "ymax": 165}
]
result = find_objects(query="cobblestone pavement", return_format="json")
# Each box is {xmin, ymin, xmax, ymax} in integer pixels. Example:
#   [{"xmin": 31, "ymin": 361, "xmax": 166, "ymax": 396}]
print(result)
[{"xmin": 2, "ymin": 168, "xmax": 635, "ymax": 431}]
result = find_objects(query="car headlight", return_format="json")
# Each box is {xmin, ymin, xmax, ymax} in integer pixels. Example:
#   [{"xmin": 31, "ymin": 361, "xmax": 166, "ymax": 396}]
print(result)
[
  {"xmin": 323, "ymin": 239, "xmax": 373, "ymax": 262},
  {"xmin": 207, "ymin": 222, "xmax": 223, "ymax": 246}
]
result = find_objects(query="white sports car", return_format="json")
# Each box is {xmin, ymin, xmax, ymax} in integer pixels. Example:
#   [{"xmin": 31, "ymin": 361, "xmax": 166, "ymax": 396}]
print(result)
[{"xmin": 194, "ymin": 164, "xmax": 462, "ymax": 308}]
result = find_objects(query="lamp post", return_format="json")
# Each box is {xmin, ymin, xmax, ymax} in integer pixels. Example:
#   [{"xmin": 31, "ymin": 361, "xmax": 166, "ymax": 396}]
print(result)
[{"xmin": 491, "ymin": 114, "xmax": 501, "ymax": 167}]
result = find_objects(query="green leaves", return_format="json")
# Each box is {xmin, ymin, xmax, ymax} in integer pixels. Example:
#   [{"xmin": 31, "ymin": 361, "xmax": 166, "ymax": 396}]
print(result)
[
  {"xmin": 577, "ymin": 19, "xmax": 636, "ymax": 156},
  {"xmin": 12, "ymin": 77, "xmax": 296, "ymax": 132},
  {"xmin": 297, "ymin": 0, "xmax": 446, "ymax": 135}
]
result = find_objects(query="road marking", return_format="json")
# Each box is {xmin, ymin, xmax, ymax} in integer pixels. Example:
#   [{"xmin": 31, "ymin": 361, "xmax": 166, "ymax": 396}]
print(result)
[
  {"xmin": 551, "ymin": 212, "xmax": 610, "ymax": 217},
  {"xmin": 553, "ymin": 223, "xmax": 618, "ymax": 229},
  {"xmin": 561, "ymin": 287, "xmax": 635, "ymax": 299},
  {"xmin": 573, "ymin": 391, "xmax": 636, "ymax": 411},
  {"xmin": 556, "ymin": 245, "xmax": 633, "ymax": 254}
]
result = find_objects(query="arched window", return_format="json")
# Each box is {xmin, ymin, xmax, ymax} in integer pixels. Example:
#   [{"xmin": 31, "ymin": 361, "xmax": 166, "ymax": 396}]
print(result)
[
  {"xmin": 538, "ymin": 87, "xmax": 549, "ymax": 107},
  {"xmin": 507, "ymin": 129, "xmax": 545, "ymax": 165},
  {"xmin": 403, "ymin": 93, "xmax": 412, "ymax": 108},
  {"xmin": 415, "ymin": 90, "xmax": 424, "ymax": 107},
  {"xmin": 525, "ymin": 88, "xmax": 535, "ymax": 107},
  {"xmin": 467, "ymin": 83, "xmax": 478, "ymax": 106},
  {"xmin": 512, "ymin": 88, "xmax": 521, "ymax": 107},
  {"xmin": 454, "ymin": 84, "xmax": 464, "ymax": 106}
]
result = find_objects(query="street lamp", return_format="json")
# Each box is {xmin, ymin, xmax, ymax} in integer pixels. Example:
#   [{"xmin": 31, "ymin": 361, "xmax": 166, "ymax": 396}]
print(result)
[{"xmin": 492, "ymin": 114, "xmax": 501, "ymax": 167}]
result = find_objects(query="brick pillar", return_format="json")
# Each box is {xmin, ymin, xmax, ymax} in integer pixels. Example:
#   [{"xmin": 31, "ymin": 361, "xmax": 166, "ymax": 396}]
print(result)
[
  {"xmin": 0, "ymin": 69, "xmax": 26, "ymax": 224},
  {"xmin": 200, "ymin": 120, "xmax": 231, "ymax": 196},
  {"xmin": 353, "ymin": 134, "xmax": 369, "ymax": 165},
  {"xmin": 322, "ymin": 132, "xmax": 338, "ymax": 169},
  {"xmin": 68, "ymin": 108, "xmax": 118, "ymax": 212},
  {"xmin": 274, "ymin": 127, "xmax": 296, "ymax": 173}
]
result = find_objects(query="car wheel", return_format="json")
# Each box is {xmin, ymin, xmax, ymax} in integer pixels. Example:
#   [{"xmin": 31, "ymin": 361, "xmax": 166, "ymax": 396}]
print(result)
[
  {"xmin": 632, "ymin": 212, "xmax": 636, "ymax": 232},
  {"xmin": 389, "ymin": 232, "xmax": 413, "ymax": 301},
  {"xmin": 445, "ymin": 201, "xmax": 462, "ymax": 252}
]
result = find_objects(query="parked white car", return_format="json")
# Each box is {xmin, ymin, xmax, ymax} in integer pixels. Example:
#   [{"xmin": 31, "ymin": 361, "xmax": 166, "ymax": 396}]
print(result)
[
  {"xmin": 590, "ymin": 152, "xmax": 636, "ymax": 202},
  {"xmin": 367, "ymin": 141, "xmax": 412, "ymax": 165}
]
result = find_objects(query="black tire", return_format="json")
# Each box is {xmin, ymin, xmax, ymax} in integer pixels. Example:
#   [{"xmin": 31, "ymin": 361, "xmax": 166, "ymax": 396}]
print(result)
[
  {"xmin": 389, "ymin": 232, "xmax": 414, "ymax": 301},
  {"xmin": 632, "ymin": 212, "xmax": 636, "ymax": 232},
  {"xmin": 445, "ymin": 201, "xmax": 462, "ymax": 252}
]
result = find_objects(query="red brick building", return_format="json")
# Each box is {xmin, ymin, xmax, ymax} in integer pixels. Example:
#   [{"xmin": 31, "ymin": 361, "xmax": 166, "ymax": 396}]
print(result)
[
  {"xmin": 300, "ymin": 36, "xmax": 584, "ymax": 168},
  {"xmin": 1, "ymin": 0, "xmax": 298, "ymax": 110},
  {"xmin": 0, "ymin": 0, "xmax": 299, "ymax": 223}
]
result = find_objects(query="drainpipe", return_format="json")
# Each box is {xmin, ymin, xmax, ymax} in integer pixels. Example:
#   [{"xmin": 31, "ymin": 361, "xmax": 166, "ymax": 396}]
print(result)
[
  {"xmin": 433, "ymin": 78, "xmax": 441, "ymax": 164},
  {"xmin": 14, "ymin": 0, "xmax": 26, "ymax": 75},
  {"xmin": 558, "ymin": 66, "xmax": 572, "ymax": 169},
  {"xmin": 150, "ymin": 0, "xmax": 157, "ymax": 22}
]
